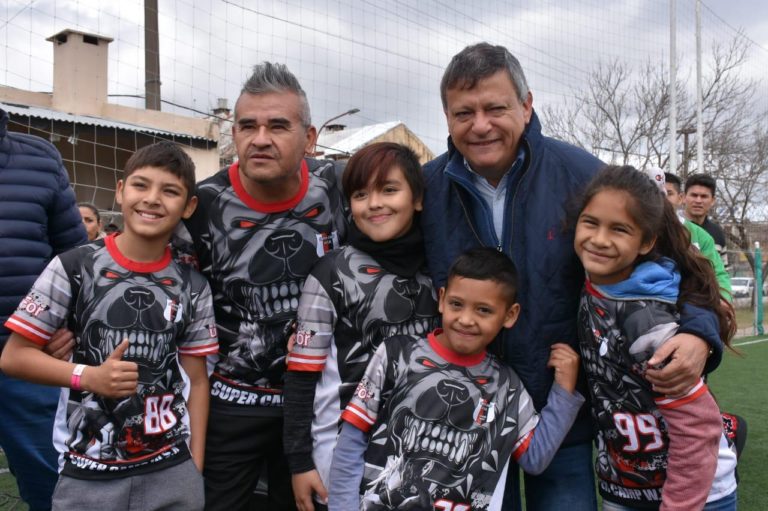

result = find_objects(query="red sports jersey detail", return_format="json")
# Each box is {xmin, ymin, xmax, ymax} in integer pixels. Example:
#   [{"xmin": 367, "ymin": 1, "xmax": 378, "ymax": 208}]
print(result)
[
  {"xmin": 654, "ymin": 379, "xmax": 708, "ymax": 409},
  {"xmin": 512, "ymin": 429, "xmax": 534, "ymax": 461},
  {"xmin": 229, "ymin": 160, "xmax": 309, "ymax": 213},
  {"xmin": 178, "ymin": 342, "xmax": 219, "ymax": 356},
  {"xmin": 4, "ymin": 315, "xmax": 51, "ymax": 345},
  {"xmin": 341, "ymin": 402, "xmax": 375, "ymax": 432},
  {"xmin": 286, "ymin": 353, "xmax": 326, "ymax": 372},
  {"xmin": 105, "ymin": 233, "xmax": 172, "ymax": 273}
]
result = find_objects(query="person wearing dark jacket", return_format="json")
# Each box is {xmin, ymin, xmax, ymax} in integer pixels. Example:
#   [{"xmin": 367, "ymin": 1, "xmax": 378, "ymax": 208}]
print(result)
[
  {"xmin": 420, "ymin": 43, "xmax": 724, "ymax": 511},
  {"xmin": 0, "ymin": 107, "xmax": 87, "ymax": 510}
]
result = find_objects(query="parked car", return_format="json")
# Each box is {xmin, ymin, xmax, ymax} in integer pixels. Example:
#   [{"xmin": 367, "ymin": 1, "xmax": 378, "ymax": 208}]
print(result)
[{"xmin": 731, "ymin": 277, "xmax": 754, "ymax": 298}]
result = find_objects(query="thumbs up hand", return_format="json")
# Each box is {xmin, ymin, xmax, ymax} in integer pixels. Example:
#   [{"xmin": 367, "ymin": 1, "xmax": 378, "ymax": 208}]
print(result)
[{"xmin": 80, "ymin": 339, "xmax": 139, "ymax": 398}]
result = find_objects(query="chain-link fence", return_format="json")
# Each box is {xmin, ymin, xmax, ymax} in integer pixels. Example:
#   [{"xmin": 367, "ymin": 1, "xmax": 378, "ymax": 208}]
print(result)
[{"xmin": 725, "ymin": 246, "xmax": 767, "ymax": 337}]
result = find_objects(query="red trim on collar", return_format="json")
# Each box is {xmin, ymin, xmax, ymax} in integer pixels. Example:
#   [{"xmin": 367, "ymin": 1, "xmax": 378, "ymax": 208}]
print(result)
[
  {"xmin": 428, "ymin": 329, "xmax": 487, "ymax": 367},
  {"xmin": 585, "ymin": 279, "xmax": 605, "ymax": 298},
  {"xmin": 105, "ymin": 233, "xmax": 171, "ymax": 273},
  {"xmin": 229, "ymin": 159, "xmax": 309, "ymax": 213}
]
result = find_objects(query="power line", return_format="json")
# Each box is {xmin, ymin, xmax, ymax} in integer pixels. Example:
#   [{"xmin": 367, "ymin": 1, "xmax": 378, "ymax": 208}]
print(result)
[
  {"xmin": 700, "ymin": 0, "xmax": 768, "ymax": 55},
  {"xmin": 0, "ymin": 0, "xmax": 36, "ymax": 30}
]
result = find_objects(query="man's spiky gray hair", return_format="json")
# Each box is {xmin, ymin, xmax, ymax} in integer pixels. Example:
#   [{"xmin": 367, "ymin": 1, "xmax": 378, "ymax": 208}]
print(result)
[{"xmin": 241, "ymin": 62, "xmax": 311, "ymax": 127}]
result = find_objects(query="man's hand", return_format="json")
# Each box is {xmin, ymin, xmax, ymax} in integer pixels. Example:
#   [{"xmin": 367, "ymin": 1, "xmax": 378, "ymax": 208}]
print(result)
[
  {"xmin": 645, "ymin": 333, "xmax": 709, "ymax": 396},
  {"xmin": 44, "ymin": 328, "xmax": 75, "ymax": 361},
  {"xmin": 81, "ymin": 339, "xmax": 139, "ymax": 398},
  {"xmin": 292, "ymin": 469, "xmax": 328, "ymax": 511}
]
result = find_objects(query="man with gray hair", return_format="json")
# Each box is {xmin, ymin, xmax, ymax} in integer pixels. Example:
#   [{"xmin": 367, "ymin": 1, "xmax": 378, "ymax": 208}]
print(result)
[
  {"xmin": 177, "ymin": 62, "xmax": 347, "ymax": 510},
  {"xmin": 420, "ymin": 42, "xmax": 725, "ymax": 510}
]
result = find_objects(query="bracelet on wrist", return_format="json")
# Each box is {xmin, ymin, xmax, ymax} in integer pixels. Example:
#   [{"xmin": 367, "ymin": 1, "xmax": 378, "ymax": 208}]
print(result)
[{"xmin": 71, "ymin": 364, "xmax": 86, "ymax": 391}]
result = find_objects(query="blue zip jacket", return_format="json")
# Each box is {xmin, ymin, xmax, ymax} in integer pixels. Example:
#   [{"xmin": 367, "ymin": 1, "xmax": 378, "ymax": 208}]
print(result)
[
  {"xmin": 0, "ymin": 107, "xmax": 87, "ymax": 349},
  {"xmin": 421, "ymin": 110, "xmax": 723, "ymax": 446}
]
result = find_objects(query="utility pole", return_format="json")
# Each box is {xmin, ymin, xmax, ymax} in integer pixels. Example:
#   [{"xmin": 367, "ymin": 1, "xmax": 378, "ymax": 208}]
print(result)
[
  {"xmin": 669, "ymin": 0, "xmax": 678, "ymax": 174},
  {"xmin": 145, "ymin": 0, "xmax": 161, "ymax": 111},
  {"xmin": 696, "ymin": 0, "xmax": 705, "ymax": 174},
  {"xmin": 678, "ymin": 126, "xmax": 696, "ymax": 179}
]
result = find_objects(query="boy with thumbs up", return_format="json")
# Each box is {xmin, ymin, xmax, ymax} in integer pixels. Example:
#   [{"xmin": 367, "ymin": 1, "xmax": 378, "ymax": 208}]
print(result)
[{"xmin": 0, "ymin": 141, "xmax": 218, "ymax": 511}]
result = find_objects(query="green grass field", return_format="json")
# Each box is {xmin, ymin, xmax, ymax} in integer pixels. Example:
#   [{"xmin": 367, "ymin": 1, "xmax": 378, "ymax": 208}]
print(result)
[
  {"xmin": 708, "ymin": 336, "xmax": 768, "ymax": 510},
  {"xmin": 0, "ymin": 452, "xmax": 27, "ymax": 510},
  {"xmin": 1, "ymin": 338, "xmax": 766, "ymax": 510}
]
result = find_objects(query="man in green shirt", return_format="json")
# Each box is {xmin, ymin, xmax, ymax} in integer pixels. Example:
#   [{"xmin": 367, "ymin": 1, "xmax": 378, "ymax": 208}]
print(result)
[{"xmin": 664, "ymin": 172, "xmax": 732, "ymax": 300}]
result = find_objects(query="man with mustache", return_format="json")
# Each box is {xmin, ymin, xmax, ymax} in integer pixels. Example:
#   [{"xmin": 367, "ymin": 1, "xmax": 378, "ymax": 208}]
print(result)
[{"xmin": 177, "ymin": 62, "xmax": 347, "ymax": 511}]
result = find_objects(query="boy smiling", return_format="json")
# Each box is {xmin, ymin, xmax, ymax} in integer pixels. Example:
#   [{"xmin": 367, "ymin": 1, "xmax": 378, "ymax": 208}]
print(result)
[
  {"xmin": 328, "ymin": 248, "xmax": 584, "ymax": 510},
  {"xmin": 1, "ymin": 141, "xmax": 218, "ymax": 510}
]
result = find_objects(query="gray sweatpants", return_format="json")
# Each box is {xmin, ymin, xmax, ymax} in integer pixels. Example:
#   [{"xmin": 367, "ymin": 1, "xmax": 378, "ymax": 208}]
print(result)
[{"xmin": 52, "ymin": 458, "xmax": 204, "ymax": 511}]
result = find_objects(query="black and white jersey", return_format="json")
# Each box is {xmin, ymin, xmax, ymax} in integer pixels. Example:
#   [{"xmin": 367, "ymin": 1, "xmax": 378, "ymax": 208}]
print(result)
[
  {"xmin": 6, "ymin": 234, "xmax": 218, "ymax": 479},
  {"xmin": 178, "ymin": 159, "xmax": 347, "ymax": 412},
  {"xmin": 342, "ymin": 333, "xmax": 537, "ymax": 510},
  {"xmin": 578, "ymin": 279, "xmax": 737, "ymax": 508},
  {"xmin": 286, "ymin": 245, "xmax": 439, "ymax": 484}
]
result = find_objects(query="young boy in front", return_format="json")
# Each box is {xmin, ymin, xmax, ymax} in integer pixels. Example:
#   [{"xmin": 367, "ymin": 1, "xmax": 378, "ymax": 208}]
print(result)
[
  {"xmin": 0, "ymin": 141, "xmax": 218, "ymax": 511},
  {"xmin": 328, "ymin": 248, "xmax": 584, "ymax": 511}
]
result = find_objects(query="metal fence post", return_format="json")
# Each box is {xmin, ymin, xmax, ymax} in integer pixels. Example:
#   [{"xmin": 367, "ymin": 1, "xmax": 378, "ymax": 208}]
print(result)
[{"xmin": 755, "ymin": 242, "xmax": 764, "ymax": 335}]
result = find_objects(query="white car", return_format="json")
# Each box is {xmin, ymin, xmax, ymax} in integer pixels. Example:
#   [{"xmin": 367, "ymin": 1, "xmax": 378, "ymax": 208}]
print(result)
[{"xmin": 731, "ymin": 277, "xmax": 754, "ymax": 298}]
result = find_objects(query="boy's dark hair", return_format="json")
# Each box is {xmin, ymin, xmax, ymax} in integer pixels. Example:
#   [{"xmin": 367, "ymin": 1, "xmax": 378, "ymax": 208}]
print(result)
[
  {"xmin": 78, "ymin": 202, "xmax": 100, "ymax": 222},
  {"xmin": 124, "ymin": 141, "xmax": 196, "ymax": 200},
  {"xmin": 684, "ymin": 173, "xmax": 717, "ymax": 196},
  {"xmin": 664, "ymin": 172, "xmax": 682, "ymax": 193},
  {"xmin": 446, "ymin": 247, "xmax": 518, "ymax": 304},
  {"xmin": 579, "ymin": 165, "xmax": 736, "ymax": 346},
  {"xmin": 342, "ymin": 142, "xmax": 424, "ymax": 204},
  {"xmin": 103, "ymin": 223, "xmax": 120, "ymax": 234}
]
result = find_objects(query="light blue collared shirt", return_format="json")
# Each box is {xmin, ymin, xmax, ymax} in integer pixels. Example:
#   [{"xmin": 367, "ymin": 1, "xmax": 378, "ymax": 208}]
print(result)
[{"xmin": 463, "ymin": 150, "xmax": 526, "ymax": 242}]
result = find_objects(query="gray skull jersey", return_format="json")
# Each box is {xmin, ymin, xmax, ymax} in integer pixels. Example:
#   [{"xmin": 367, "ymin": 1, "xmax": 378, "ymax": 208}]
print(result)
[
  {"xmin": 177, "ymin": 159, "xmax": 347, "ymax": 413},
  {"xmin": 286, "ymin": 245, "xmax": 439, "ymax": 484},
  {"xmin": 342, "ymin": 334, "xmax": 538, "ymax": 510},
  {"xmin": 577, "ymin": 280, "xmax": 736, "ymax": 508},
  {"xmin": 288, "ymin": 245, "xmax": 438, "ymax": 404},
  {"xmin": 5, "ymin": 235, "xmax": 218, "ymax": 478}
]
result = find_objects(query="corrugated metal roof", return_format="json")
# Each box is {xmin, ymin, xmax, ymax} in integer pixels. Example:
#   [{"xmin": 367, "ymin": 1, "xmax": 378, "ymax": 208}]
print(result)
[
  {"xmin": 1, "ymin": 101, "xmax": 214, "ymax": 141},
  {"xmin": 317, "ymin": 121, "xmax": 401, "ymax": 156}
]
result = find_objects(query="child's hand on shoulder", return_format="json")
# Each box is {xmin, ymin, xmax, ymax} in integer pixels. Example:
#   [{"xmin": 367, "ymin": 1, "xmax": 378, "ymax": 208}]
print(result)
[
  {"xmin": 81, "ymin": 339, "xmax": 139, "ymax": 398},
  {"xmin": 547, "ymin": 343, "xmax": 579, "ymax": 395}
]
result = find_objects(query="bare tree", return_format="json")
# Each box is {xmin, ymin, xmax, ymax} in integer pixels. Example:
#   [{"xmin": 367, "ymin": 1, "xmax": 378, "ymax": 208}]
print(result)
[{"xmin": 541, "ymin": 35, "xmax": 768, "ymax": 281}]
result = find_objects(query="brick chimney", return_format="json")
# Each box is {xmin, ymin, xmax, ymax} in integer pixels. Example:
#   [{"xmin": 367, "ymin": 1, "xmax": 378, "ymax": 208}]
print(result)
[{"xmin": 46, "ymin": 29, "xmax": 113, "ymax": 115}]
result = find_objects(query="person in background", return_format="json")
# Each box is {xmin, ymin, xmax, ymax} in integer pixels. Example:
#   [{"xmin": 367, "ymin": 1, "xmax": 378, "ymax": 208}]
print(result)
[
  {"xmin": 0, "ymin": 106, "xmax": 87, "ymax": 511},
  {"xmin": 661, "ymin": 171, "xmax": 731, "ymax": 299},
  {"xmin": 78, "ymin": 202, "xmax": 103, "ymax": 241},
  {"xmin": 683, "ymin": 173, "xmax": 729, "ymax": 269}
]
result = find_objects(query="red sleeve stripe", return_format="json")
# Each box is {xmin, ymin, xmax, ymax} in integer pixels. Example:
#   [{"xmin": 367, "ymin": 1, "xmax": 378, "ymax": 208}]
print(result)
[
  {"xmin": 286, "ymin": 353, "xmax": 326, "ymax": 362},
  {"xmin": 286, "ymin": 361, "xmax": 324, "ymax": 372},
  {"xmin": 341, "ymin": 403, "xmax": 375, "ymax": 433},
  {"xmin": 4, "ymin": 316, "xmax": 52, "ymax": 346},
  {"xmin": 654, "ymin": 379, "xmax": 708, "ymax": 409},
  {"xmin": 286, "ymin": 353, "xmax": 326, "ymax": 371},
  {"xmin": 512, "ymin": 430, "xmax": 534, "ymax": 461},
  {"xmin": 178, "ymin": 343, "xmax": 219, "ymax": 356}
]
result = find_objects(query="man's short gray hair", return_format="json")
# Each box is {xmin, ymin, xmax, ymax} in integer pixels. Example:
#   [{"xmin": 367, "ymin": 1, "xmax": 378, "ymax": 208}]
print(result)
[
  {"xmin": 240, "ymin": 62, "xmax": 312, "ymax": 127},
  {"xmin": 440, "ymin": 42, "xmax": 530, "ymax": 108}
]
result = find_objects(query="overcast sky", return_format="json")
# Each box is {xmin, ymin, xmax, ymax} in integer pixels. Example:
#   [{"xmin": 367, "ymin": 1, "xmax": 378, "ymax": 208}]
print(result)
[{"xmin": 2, "ymin": 0, "xmax": 767, "ymax": 155}]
